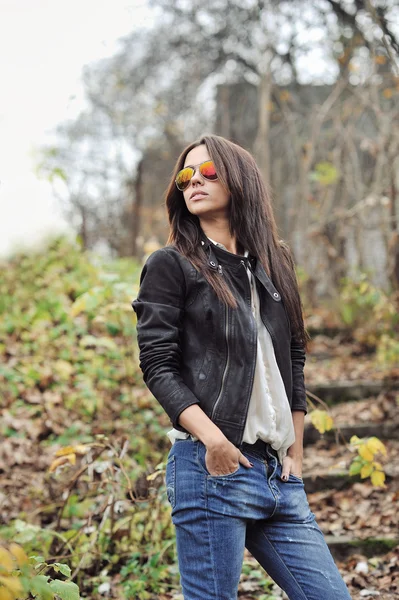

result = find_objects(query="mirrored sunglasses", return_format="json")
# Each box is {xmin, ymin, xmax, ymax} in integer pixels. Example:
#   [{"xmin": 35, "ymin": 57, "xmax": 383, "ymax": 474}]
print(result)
[{"xmin": 175, "ymin": 160, "xmax": 218, "ymax": 191}]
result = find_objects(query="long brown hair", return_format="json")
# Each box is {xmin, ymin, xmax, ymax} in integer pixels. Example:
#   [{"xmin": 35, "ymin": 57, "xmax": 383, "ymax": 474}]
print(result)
[{"xmin": 165, "ymin": 134, "xmax": 310, "ymax": 349}]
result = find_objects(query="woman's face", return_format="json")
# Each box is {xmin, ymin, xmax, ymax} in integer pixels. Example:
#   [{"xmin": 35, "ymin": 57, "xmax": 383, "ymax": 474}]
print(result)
[{"xmin": 182, "ymin": 145, "xmax": 230, "ymax": 220}]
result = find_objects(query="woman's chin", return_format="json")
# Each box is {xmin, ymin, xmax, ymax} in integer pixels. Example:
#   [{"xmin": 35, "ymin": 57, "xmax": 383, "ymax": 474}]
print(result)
[{"xmin": 188, "ymin": 206, "xmax": 229, "ymax": 220}]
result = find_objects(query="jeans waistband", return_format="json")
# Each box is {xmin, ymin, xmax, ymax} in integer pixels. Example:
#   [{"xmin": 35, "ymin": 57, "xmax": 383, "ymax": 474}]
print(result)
[{"xmin": 239, "ymin": 439, "xmax": 278, "ymax": 460}]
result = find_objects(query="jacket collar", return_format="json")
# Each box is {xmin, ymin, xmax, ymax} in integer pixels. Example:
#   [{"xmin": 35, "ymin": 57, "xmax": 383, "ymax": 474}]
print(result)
[
  {"xmin": 200, "ymin": 235, "xmax": 252, "ymax": 268},
  {"xmin": 199, "ymin": 235, "xmax": 281, "ymax": 302},
  {"xmin": 201, "ymin": 236, "xmax": 248, "ymax": 271}
]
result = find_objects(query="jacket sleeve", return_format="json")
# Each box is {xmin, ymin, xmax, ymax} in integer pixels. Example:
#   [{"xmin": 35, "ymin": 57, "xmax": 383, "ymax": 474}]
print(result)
[
  {"xmin": 290, "ymin": 334, "xmax": 308, "ymax": 413},
  {"xmin": 279, "ymin": 239, "xmax": 308, "ymax": 414},
  {"xmin": 132, "ymin": 248, "xmax": 199, "ymax": 428}
]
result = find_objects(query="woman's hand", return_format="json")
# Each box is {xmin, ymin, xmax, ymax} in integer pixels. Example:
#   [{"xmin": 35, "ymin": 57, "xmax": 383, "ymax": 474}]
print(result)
[
  {"xmin": 205, "ymin": 438, "xmax": 253, "ymax": 476},
  {"xmin": 177, "ymin": 405, "xmax": 253, "ymax": 476},
  {"xmin": 281, "ymin": 454, "xmax": 303, "ymax": 481},
  {"xmin": 281, "ymin": 411, "xmax": 305, "ymax": 481}
]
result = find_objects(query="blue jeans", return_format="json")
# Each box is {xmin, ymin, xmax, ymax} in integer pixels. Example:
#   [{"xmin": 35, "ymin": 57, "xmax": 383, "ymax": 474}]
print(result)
[{"xmin": 165, "ymin": 438, "xmax": 352, "ymax": 600}]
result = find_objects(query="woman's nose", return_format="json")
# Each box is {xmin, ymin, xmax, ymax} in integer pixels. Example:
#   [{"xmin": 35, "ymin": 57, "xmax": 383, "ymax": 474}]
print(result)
[{"xmin": 190, "ymin": 167, "xmax": 204, "ymax": 186}]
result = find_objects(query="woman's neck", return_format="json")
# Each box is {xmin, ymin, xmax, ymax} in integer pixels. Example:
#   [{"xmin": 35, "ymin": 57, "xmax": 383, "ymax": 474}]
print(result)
[{"xmin": 200, "ymin": 220, "xmax": 238, "ymax": 254}]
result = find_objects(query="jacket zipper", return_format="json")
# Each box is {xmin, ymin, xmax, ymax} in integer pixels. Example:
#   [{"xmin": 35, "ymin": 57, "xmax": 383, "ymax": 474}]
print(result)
[{"xmin": 211, "ymin": 304, "xmax": 230, "ymax": 420}]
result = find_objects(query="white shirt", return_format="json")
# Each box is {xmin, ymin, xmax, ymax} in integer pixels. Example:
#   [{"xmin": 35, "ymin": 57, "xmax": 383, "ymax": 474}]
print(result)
[{"xmin": 167, "ymin": 238, "xmax": 295, "ymax": 464}]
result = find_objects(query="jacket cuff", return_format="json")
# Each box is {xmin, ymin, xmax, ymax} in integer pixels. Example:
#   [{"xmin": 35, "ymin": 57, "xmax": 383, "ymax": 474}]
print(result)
[{"xmin": 171, "ymin": 399, "xmax": 200, "ymax": 430}]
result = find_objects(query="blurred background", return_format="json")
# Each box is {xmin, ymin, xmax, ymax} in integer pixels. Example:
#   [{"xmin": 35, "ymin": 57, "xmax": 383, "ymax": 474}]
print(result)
[
  {"xmin": 1, "ymin": 1, "xmax": 399, "ymax": 599},
  {"xmin": 2, "ymin": 0, "xmax": 399, "ymax": 300}
]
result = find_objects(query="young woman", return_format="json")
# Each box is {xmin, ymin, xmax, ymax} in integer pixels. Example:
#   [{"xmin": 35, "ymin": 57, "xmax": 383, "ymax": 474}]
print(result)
[{"xmin": 132, "ymin": 135, "xmax": 352, "ymax": 600}]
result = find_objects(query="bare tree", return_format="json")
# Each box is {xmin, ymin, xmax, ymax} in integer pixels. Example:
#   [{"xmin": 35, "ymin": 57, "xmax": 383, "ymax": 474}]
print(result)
[{"xmin": 37, "ymin": 0, "xmax": 398, "ymax": 273}]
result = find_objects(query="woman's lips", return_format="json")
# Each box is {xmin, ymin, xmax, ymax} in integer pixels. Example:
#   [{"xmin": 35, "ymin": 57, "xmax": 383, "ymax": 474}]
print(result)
[{"xmin": 190, "ymin": 192, "xmax": 208, "ymax": 201}]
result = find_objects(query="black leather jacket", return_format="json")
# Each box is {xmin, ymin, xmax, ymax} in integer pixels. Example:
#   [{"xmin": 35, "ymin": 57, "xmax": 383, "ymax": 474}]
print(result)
[{"xmin": 132, "ymin": 239, "xmax": 307, "ymax": 447}]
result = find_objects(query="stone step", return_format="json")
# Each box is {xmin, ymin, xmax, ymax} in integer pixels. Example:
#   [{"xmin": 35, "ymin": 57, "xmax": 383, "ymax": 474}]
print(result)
[
  {"xmin": 325, "ymin": 535, "xmax": 399, "ymax": 561},
  {"xmin": 306, "ymin": 379, "xmax": 399, "ymax": 405},
  {"xmin": 307, "ymin": 325, "xmax": 347, "ymax": 338},
  {"xmin": 304, "ymin": 421, "xmax": 399, "ymax": 445},
  {"xmin": 302, "ymin": 467, "xmax": 396, "ymax": 494}
]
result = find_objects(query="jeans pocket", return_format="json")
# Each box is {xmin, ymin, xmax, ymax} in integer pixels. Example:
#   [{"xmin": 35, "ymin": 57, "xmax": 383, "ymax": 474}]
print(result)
[
  {"xmin": 165, "ymin": 455, "xmax": 176, "ymax": 508},
  {"xmin": 276, "ymin": 463, "xmax": 303, "ymax": 484},
  {"xmin": 197, "ymin": 442, "xmax": 240, "ymax": 478}
]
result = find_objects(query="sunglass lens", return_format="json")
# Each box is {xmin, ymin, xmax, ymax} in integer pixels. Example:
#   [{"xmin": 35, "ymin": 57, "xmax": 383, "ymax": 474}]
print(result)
[
  {"xmin": 200, "ymin": 161, "xmax": 217, "ymax": 180},
  {"xmin": 175, "ymin": 167, "xmax": 194, "ymax": 191}
]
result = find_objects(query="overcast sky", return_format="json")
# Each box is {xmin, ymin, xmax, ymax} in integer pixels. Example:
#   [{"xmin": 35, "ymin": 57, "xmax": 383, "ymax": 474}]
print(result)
[{"xmin": 0, "ymin": 0, "xmax": 155, "ymax": 257}]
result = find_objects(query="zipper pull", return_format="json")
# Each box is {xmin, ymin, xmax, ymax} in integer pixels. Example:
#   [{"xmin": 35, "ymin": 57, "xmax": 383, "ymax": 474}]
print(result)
[
  {"xmin": 218, "ymin": 264, "xmax": 223, "ymax": 275},
  {"xmin": 241, "ymin": 259, "xmax": 252, "ymax": 273}
]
